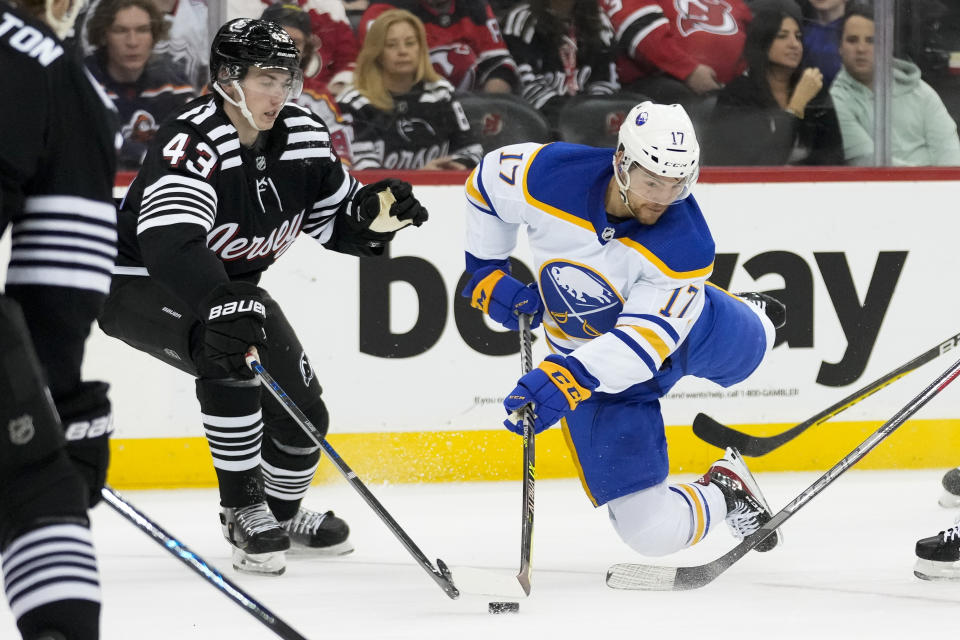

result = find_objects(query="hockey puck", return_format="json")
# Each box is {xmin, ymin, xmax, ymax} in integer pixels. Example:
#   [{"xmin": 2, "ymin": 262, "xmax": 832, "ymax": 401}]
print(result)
[{"xmin": 488, "ymin": 601, "xmax": 520, "ymax": 614}]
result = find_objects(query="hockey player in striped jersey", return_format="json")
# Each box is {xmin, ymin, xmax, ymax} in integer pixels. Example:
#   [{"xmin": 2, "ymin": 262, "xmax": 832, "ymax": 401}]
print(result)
[
  {"xmin": 463, "ymin": 101, "xmax": 783, "ymax": 558},
  {"xmin": 1, "ymin": 0, "xmax": 117, "ymax": 638},
  {"xmin": 99, "ymin": 18, "xmax": 428, "ymax": 576}
]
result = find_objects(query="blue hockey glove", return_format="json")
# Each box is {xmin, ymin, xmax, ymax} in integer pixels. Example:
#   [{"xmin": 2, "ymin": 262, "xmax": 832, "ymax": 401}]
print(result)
[
  {"xmin": 463, "ymin": 266, "xmax": 543, "ymax": 331},
  {"xmin": 503, "ymin": 355, "xmax": 598, "ymax": 434}
]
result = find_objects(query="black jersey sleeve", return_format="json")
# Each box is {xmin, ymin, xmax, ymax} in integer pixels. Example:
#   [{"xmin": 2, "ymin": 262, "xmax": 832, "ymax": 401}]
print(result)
[
  {"xmin": 132, "ymin": 120, "xmax": 230, "ymax": 314},
  {"xmin": 1, "ymin": 9, "xmax": 118, "ymax": 396}
]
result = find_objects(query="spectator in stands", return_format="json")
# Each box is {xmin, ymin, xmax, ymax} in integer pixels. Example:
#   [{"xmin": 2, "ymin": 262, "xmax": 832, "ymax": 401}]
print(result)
[
  {"xmin": 799, "ymin": 0, "xmax": 846, "ymax": 86},
  {"xmin": 261, "ymin": 2, "xmax": 356, "ymax": 162},
  {"xmin": 152, "ymin": 0, "xmax": 210, "ymax": 92},
  {"xmin": 339, "ymin": 8, "xmax": 483, "ymax": 169},
  {"xmin": 360, "ymin": 0, "xmax": 521, "ymax": 93},
  {"xmin": 704, "ymin": 0, "xmax": 842, "ymax": 165},
  {"xmin": 501, "ymin": 0, "xmax": 620, "ymax": 129},
  {"xmin": 830, "ymin": 3, "xmax": 960, "ymax": 165},
  {"xmin": 600, "ymin": 0, "xmax": 752, "ymax": 108},
  {"xmin": 236, "ymin": 1, "xmax": 360, "ymax": 98},
  {"xmin": 85, "ymin": 0, "xmax": 196, "ymax": 170}
]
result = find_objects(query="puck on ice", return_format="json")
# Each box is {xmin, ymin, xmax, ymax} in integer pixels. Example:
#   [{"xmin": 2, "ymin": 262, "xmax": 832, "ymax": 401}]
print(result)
[{"xmin": 488, "ymin": 601, "xmax": 519, "ymax": 614}]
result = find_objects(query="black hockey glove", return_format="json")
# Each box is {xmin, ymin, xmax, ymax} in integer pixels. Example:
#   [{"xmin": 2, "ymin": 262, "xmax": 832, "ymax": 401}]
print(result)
[
  {"xmin": 351, "ymin": 179, "xmax": 429, "ymax": 234},
  {"xmin": 200, "ymin": 281, "xmax": 268, "ymax": 378},
  {"xmin": 58, "ymin": 381, "xmax": 113, "ymax": 508}
]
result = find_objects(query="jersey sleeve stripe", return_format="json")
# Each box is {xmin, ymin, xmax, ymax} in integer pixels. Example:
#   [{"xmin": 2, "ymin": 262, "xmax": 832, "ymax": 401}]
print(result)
[
  {"xmin": 9, "ymin": 248, "xmax": 115, "ymax": 272},
  {"xmin": 283, "ymin": 115, "xmax": 317, "ymax": 128},
  {"xmin": 221, "ymin": 156, "xmax": 242, "ymax": 170},
  {"xmin": 287, "ymin": 130, "xmax": 328, "ymax": 145},
  {"xmin": 14, "ymin": 218, "xmax": 117, "ymax": 243},
  {"xmin": 610, "ymin": 327, "xmax": 658, "ymax": 374},
  {"xmin": 137, "ymin": 213, "xmax": 212, "ymax": 234},
  {"xmin": 142, "ymin": 173, "xmax": 218, "ymax": 204},
  {"xmin": 280, "ymin": 148, "xmax": 331, "ymax": 161},
  {"xmin": 216, "ymin": 138, "xmax": 240, "ymax": 155},
  {"xmin": 6, "ymin": 266, "xmax": 112, "ymax": 294},
  {"xmin": 629, "ymin": 16, "xmax": 669, "ymax": 53},
  {"xmin": 139, "ymin": 201, "xmax": 214, "ymax": 225},
  {"xmin": 613, "ymin": 6, "xmax": 663, "ymax": 41},
  {"xmin": 619, "ymin": 324, "xmax": 672, "ymax": 360},
  {"xmin": 311, "ymin": 165, "xmax": 352, "ymax": 210},
  {"xmin": 619, "ymin": 312, "xmax": 681, "ymax": 342},
  {"xmin": 23, "ymin": 196, "xmax": 115, "ymax": 222}
]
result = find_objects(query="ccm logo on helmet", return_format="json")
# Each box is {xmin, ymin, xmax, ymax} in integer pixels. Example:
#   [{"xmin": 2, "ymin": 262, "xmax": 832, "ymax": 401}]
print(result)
[{"xmin": 208, "ymin": 300, "xmax": 266, "ymax": 320}]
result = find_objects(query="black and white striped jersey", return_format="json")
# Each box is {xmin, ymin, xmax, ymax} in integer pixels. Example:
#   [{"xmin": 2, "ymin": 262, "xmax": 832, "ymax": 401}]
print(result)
[
  {"xmin": 116, "ymin": 95, "xmax": 369, "ymax": 315},
  {"xmin": 0, "ymin": 2, "xmax": 118, "ymax": 299},
  {"xmin": 1, "ymin": 0, "xmax": 118, "ymax": 391},
  {"xmin": 338, "ymin": 80, "xmax": 483, "ymax": 170}
]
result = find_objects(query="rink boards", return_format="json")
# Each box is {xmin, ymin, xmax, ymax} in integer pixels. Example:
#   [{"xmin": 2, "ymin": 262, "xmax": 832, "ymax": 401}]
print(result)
[{"xmin": 9, "ymin": 167, "xmax": 960, "ymax": 488}]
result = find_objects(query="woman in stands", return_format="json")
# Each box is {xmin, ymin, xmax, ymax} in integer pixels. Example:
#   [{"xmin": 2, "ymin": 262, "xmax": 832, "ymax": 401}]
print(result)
[
  {"xmin": 703, "ymin": 0, "xmax": 843, "ymax": 166},
  {"xmin": 337, "ymin": 9, "xmax": 482, "ymax": 170}
]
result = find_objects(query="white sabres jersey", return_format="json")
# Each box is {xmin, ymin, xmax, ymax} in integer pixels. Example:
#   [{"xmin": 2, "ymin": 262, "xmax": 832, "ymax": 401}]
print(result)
[{"xmin": 464, "ymin": 142, "xmax": 715, "ymax": 393}]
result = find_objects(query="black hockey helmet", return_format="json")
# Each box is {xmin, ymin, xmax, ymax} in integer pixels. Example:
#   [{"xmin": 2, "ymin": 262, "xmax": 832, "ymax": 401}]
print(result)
[{"xmin": 209, "ymin": 18, "xmax": 302, "ymax": 90}]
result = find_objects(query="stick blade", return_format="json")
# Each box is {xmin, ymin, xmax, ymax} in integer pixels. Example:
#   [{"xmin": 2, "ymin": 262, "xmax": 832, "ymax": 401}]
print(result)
[
  {"xmin": 606, "ymin": 561, "xmax": 724, "ymax": 591},
  {"xmin": 692, "ymin": 413, "xmax": 770, "ymax": 456}
]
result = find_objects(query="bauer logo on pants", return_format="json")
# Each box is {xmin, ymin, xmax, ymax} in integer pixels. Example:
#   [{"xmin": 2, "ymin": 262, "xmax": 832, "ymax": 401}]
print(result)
[{"xmin": 539, "ymin": 260, "xmax": 623, "ymax": 340}]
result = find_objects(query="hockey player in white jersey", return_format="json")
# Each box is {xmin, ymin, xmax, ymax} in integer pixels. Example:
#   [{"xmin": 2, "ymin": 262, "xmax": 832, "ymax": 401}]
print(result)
[{"xmin": 463, "ymin": 101, "xmax": 784, "ymax": 557}]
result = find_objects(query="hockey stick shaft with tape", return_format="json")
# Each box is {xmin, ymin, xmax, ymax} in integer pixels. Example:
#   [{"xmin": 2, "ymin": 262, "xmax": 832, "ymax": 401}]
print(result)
[
  {"xmin": 101, "ymin": 486, "xmax": 309, "ymax": 640},
  {"xmin": 516, "ymin": 313, "xmax": 536, "ymax": 596},
  {"xmin": 692, "ymin": 330, "xmax": 960, "ymax": 456},
  {"xmin": 245, "ymin": 349, "xmax": 460, "ymax": 600},
  {"xmin": 608, "ymin": 355, "xmax": 960, "ymax": 591}
]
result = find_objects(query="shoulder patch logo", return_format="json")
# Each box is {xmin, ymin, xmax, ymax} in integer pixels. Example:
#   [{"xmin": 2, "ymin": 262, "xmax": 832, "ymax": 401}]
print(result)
[
  {"xmin": 675, "ymin": 0, "xmax": 739, "ymax": 38},
  {"xmin": 540, "ymin": 260, "xmax": 623, "ymax": 339}
]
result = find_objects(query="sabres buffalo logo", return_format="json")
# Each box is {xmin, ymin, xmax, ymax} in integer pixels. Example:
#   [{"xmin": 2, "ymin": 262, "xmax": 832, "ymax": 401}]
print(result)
[
  {"xmin": 539, "ymin": 260, "xmax": 623, "ymax": 340},
  {"xmin": 675, "ymin": 0, "xmax": 739, "ymax": 37}
]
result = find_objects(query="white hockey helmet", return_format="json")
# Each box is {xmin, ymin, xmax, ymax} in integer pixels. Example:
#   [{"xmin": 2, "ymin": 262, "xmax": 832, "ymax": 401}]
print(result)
[{"xmin": 614, "ymin": 102, "xmax": 700, "ymax": 205}]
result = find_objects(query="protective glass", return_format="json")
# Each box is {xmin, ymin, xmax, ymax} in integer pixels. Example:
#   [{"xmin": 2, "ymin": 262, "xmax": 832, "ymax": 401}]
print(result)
[
  {"xmin": 241, "ymin": 65, "xmax": 304, "ymax": 100},
  {"xmin": 616, "ymin": 159, "xmax": 692, "ymax": 205}
]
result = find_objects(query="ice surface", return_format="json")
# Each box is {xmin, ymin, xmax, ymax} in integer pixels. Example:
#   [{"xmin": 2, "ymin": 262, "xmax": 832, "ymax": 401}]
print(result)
[{"xmin": 2, "ymin": 471, "xmax": 958, "ymax": 639}]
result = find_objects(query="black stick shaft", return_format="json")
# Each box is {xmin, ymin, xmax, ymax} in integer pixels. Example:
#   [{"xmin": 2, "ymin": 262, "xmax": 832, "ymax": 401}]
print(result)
[
  {"xmin": 101, "ymin": 487, "xmax": 309, "ymax": 640},
  {"xmin": 693, "ymin": 330, "xmax": 960, "ymax": 456},
  {"xmin": 686, "ymin": 354, "xmax": 960, "ymax": 587},
  {"xmin": 516, "ymin": 314, "xmax": 535, "ymax": 595},
  {"xmin": 245, "ymin": 352, "xmax": 459, "ymax": 600}
]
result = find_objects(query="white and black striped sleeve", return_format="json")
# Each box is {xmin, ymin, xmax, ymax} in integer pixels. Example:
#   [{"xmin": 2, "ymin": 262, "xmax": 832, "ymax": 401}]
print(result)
[
  {"xmin": 303, "ymin": 163, "xmax": 358, "ymax": 244},
  {"xmin": 7, "ymin": 196, "xmax": 117, "ymax": 294}
]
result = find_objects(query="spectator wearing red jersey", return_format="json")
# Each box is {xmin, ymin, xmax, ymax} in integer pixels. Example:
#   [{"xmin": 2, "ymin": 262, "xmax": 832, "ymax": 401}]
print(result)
[
  {"xmin": 360, "ymin": 0, "xmax": 521, "ymax": 93},
  {"xmin": 233, "ymin": 1, "xmax": 360, "ymax": 97},
  {"xmin": 599, "ymin": 0, "xmax": 752, "ymax": 106},
  {"xmin": 261, "ymin": 2, "xmax": 356, "ymax": 163}
]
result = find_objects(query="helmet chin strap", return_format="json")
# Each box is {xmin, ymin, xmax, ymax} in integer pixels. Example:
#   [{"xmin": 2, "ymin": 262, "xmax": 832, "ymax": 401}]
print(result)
[
  {"xmin": 612, "ymin": 157, "xmax": 641, "ymax": 219},
  {"xmin": 214, "ymin": 81, "xmax": 264, "ymax": 132}
]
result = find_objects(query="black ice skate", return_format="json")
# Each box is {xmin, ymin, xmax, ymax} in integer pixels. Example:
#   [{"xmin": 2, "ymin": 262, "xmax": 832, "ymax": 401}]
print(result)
[
  {"xmin": 220, "ymin": 502, "xmax": 290, "ymax": 575},
  {"xmin": 735, "ymin": 291, "xmax": 786, "ymax": 329},
  {"xmin": 938, "ymin": 467, "xmax": 960, "ymax": 508},
  {"xmin": 697, "ymin": 447, "xmax": 781, "ymax": 552},
  {"xmin": 281, "ymin": 507, "xmax": 354, "ymax": 555},
  {"xmin": 914, "ymin": 520, "xmax": 960, "ymax": 580}
]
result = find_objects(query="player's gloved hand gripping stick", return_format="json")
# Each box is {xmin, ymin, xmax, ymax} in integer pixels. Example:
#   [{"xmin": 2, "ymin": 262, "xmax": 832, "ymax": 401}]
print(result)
[{"xmin": 244, "ymin": 347, "xmax": 459, "ymax": 600}]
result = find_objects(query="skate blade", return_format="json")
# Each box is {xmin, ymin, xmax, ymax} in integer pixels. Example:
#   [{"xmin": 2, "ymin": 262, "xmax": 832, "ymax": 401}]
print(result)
[
  {"xmin": 938, "ymin": 490, "xmax": 960, "ymax": 508},
  {"xmin": 232, "ymin": 548, "xmax": 286, "ymax": 575},
  {"xmin": 913, "ymin": 557, "xmax": 960, "ymax": 581},
  {"xmin": 287, "ymin": 539, "xmax": 355, "ymax": 557}
]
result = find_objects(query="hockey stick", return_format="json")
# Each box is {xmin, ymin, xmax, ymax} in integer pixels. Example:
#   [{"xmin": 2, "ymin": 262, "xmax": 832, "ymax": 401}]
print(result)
[
  {"xmin": 692, "ymin": 330, "xmax": 960, "ymax": 456},
  {"xmin": 101, "ymin": 486, "xmax": 309, "ymax": 640},
  {"xmin": 244, "ymin": 350, "xmax": 460, "ymax": 600},
  {"xmin": 607, "ymin": 354, "xmax": 960, "ymax": 591},
  {"xmin": 516, "ymin": 313, "xmax": 536, "ymax": 596}
]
